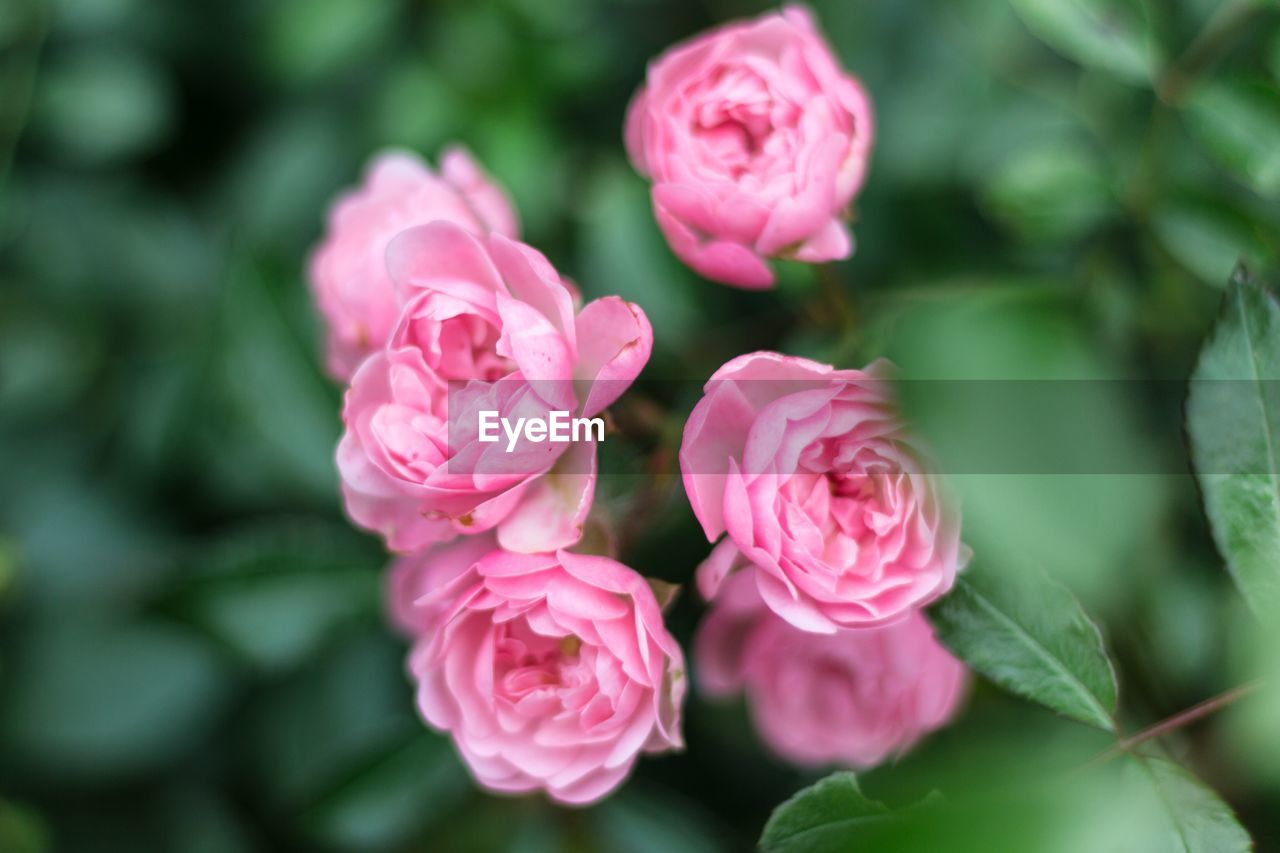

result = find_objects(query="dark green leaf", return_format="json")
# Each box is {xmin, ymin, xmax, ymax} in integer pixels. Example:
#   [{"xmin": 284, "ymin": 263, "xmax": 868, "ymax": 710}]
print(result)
[
  {"xmin": 304, "ymin": 734, "xmax": 470, "ymax": 851},
  {"xmin": 175, "ymin": 521, "xmax": 381, "ymax": 671},
  {"xmin": 1184, "ymin": 80, "xmax": 1280, "ymax": 198},
  {"xmin": 0, "ymin": 620, "xmax": 231, "ymax": 781},
  {"xmin": 247, "ymin": 627, "xmax": 417, "ymax": 808},
  {"xmin": 930, "ymin": 562, "xmax": 1118, "ymax": 730},
  {"xmin": 592, "ymin": 787, "xmax": 727, "ymax": 853},
  {"xmin": 1187, "ymin": 270, "xmax": 1280, "ymax": 618}
]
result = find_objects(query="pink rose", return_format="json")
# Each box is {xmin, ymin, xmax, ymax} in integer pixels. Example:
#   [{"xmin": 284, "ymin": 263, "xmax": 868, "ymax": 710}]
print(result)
[
  {"xmin": 681, "ymin": 352, "xmax": 964, "ymax": 633},
  {"xmin": 625, "ymin": 5, "xmax": 873, "ymax": 289},
  {"xmin": 338, "ymin": 221, "xmax": 652, "ymax": 554},
  {"xmin": 307, "ymin": 146, "xmax": 519, "ymax": 380},
  {"xmin": 408, "ymin": 549, "xmax": 685, "ymax": 805},
  {"xmin": 696, "ymin": 571, "xmax": 965, "ymax": 768},
  {"xmin": 385, "ymin": 532, "xmax": 498, "ymax": 637}
]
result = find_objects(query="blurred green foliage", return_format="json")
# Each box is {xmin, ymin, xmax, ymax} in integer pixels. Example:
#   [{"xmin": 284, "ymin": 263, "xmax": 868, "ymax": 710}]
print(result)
[{"xmin": 1, "ymin": 0, "xmax": 1279, "ymax": 850}]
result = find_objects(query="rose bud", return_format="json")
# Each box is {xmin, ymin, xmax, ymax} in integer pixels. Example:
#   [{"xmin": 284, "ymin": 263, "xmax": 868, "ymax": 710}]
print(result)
[
  {"xmin": 681, "ymin": 352, "xmax": 964, "ymax": 633},
  {"xmin": 625, "ymin": 5, "xmax": 873, "ymax": 289},
  {"xmin": 406, "ymin": 549, "xmax": 685, "ymax": 805},
  {"xmin": 338, "ymin": 221, "xmax": 652, "ymax": 554},
  {"xmin": 696, "ymin": 571, "xmax": 965, "ymax": 768},
  {"xmin": 307, "ymin": 147, "xmax": 519, "ymax": 380}
]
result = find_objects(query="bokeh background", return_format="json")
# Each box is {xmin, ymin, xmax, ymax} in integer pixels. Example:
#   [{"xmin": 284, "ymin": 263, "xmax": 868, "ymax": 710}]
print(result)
[{"xmin": 2, "ymin": 0, "xmax": 1279, "ymax": 850}]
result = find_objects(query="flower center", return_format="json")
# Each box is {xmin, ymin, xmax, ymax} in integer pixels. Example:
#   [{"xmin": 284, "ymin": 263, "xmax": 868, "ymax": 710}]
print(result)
[
  {"xmin": 687, "ymin": 65, "xmax": 798, "ymax": 181},
  {"xmin": 493, "ymin": 621, "xmax": 586, "ymax": 704}
]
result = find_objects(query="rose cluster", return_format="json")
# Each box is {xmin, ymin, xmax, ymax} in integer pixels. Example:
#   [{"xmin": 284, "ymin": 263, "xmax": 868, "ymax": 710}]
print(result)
[{"xmin": 307, "ymin": 5, "xmax": 965, "ymax": 807}]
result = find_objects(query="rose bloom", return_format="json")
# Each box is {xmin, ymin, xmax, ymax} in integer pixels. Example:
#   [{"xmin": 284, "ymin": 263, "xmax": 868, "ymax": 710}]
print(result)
[
  {"xmin": 696, "ymin": 571, "xmax": 965, "ymax": 768},
  {"xmin": 338, "ymin": 221, "xmax": 652, "ymax": 554},
  {"xmin": 307, "ymin": 147, "xmax": 519, "ymax": 380},
  {"xmin": 405, "ymin": 549, "xmax": 685, "ymax": 805},
  {"xmin": 385, "ymin": 533, "xmax": 499, "ymax": 637},
  {"xmin": 625, "ymin": 5, "xmax": 873, "ymax": 289},
  {"xmin": 681, "ymin": 352, "xmax": 964, "ymax": 633}
]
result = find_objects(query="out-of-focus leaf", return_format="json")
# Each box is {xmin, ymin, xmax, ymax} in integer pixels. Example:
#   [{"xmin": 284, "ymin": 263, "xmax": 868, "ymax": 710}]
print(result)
[
  {"xmin": 1153, "ymin": 199, "xmax": 1271, "ymax": 287},
  {"xmin": 32, "ymin": 49, "xmax": 173, "ymax": 164},
  {"xmin": 759, "ymin": 773, "xmax": 892, "ymax": 853},
  {"xmin": 304, "ymin": 733, "xmax": 469, "ymax": 851},
  {"xmin": 0, "ymin": 620, "xmax": 231, "ymax": 782},
  {"xmin": 1184, "ymin": 80, "xmax": 1280, "ymax": 198},
  {"xmin": 877, "ymin": 285, "xmax": 1166, "ymax": 604},
  {"xmin": 592, "ymin": 787, "xmax": 727, "ymax": 853},
  {"xmin": 930, "ymin": 562, "xmax": 1118, "ymax": 731},
  {"xmin": 0, "ymin": 537, "xmax": 15, "ymax": 603},
  {"xmin": 577, "ymin": 162, "xmax": 700, "ymax": 355},
  {"xmin": 429, "ymin": 801, "xmax": 564, "ymax": 853},
  {"xmin": 174, "ymin": 521, "xmax": 381, "ymax": 672},
  {"xmin": 220, "ymin": 110, "xmax": 351, "ymax": 249},
  {"xmin": 210, "ymin": 258, "xmax": 340, "ymax": 504},
  {"xmin": 429, "ymin": 3, "xmax": 513, "ymax": 97},
  {"xmin": 247, "ymin": 627, "xmax": 416, "ymax": 809},
  {"xmin": 1223, "ymin": 615, "xmax": 1280, "ymax": 788},
  {"xmin": 0, "ymin": 464, "xmax": 175, "ymax": 609},
  {"xmin": 0, "ymin": 800, "xmax": 48, "ymax": 853},
  {"xmin": 475, "ymin": 105, "xmax": 564, "ymax": 244},
  {"xmin": 980, "ymin": 142, "xmax": 1113, "ymax": 241},
  {"xmin": 1008, "ymin": 0, "xmax": 1159, "ymax": 84},
  {"xmin": 0, "ymin": 303, "xmax": 96, "ymax": 424},
  {"xmin": 160, "ymin": 788, "xmax": 259, "ymax": 853},
  {"xmin": 50, "ymin": 0, "xmax": 138, "ymax": 36},
  {"xmin": 1144, "ymin": 572, "xmax": 1222, "ymax": 691},
  {"xmin": 370, "ymin": 62, "xmax": 458, "ymax": 153},
  {"xmin": 1127, "ymin": 757, "xmax": 1252, "ymax": 852},
  {"xmin": 264, "ymin": 0, "xmax": 398, "ymax": 83},
  {"xmin": 1187, "ymin": 269, "xmax": 1280, "ymax": 619}
]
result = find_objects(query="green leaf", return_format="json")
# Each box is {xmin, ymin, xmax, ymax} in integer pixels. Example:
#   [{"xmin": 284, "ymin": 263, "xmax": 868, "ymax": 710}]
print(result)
[
  {"xmin": 304, "ymin": 734, "xmax": 470, "ymax": 851},
  {"xmin": 980, "ymin": 142, "xmax": 1113, "ymax": 242},
  {"xmin": 1129, "ymin": 757, "xmax": 1252, "ymax": 852},
  {"xmin": 264, "ymin": 0, "xmax": 398, "ymax": 84},
  {"xmin": 592, "ymin": 787, "xmax": 727, "ymax": 853},
  {"xmin": 1270, "ymin": 30, "xmax": 1280, "ymax": 84},
  {"xmin": 930, "ymin": 562, "xmax": 1118, "ymax": 730},
  {"xmin": 760, "ymin": 773, "xmax": 893, "ymax": 853},
  {"xmin": 32, "ymin": 48, "xmax": 173, "ymax": 164},
  {"xmin": 0, "ymin": 620, "xmax": 231, "ymax": 781},
  {"xmin": 174, "ymin": 521, "xmax": 382, "ymax": 672},
  {"xmin": 577, "ymin": 161, "xmax": 701, "ymax": 355},
  {"xmin": 1184, "ymin": 80, "xmax": 1280, "ymax": 198},
  {"xmin": 1009, "ymin": 0, "xmax": 1159, "ymax": 84},
  {"xmin": 1187, "ymin": 270, "xmax": 1280, "ymax": 618},
  {"xmin": 1153, "ymin": 200, "xmax": 1271, "ymax": 287},
  {"xmin": 209, "ymin": 258, "xmax": 342, "ymax": 504},
  {"xmin": 247, "ymin": 627, "xmax": 418, "ymax": 809},
  {"xmin": 878, "ymin": 285, "xmax": 1166, "ymax": 604}
]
